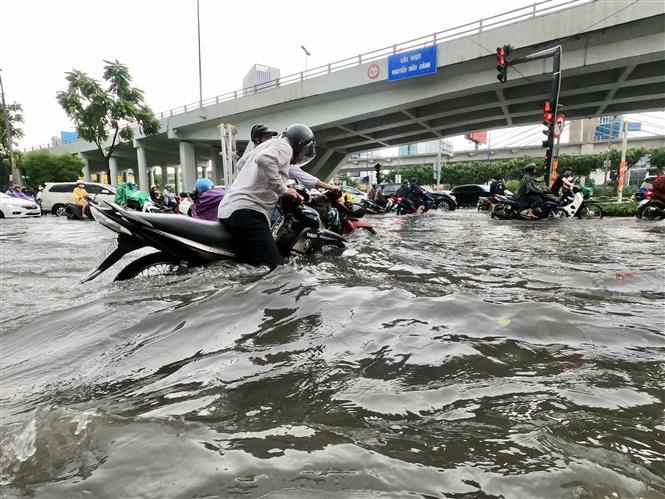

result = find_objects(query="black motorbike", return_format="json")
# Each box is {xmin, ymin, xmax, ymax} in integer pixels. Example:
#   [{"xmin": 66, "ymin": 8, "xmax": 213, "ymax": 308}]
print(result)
[{"xmin": 84, "ymin": 191, "xmax": 347, "ymax": 282}]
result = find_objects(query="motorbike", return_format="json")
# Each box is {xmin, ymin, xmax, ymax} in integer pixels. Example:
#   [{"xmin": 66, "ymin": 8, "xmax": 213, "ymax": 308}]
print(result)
[
  {"xmin": 307, "ymin": 189, "xmax": 375, "ymax": 235},
  {"xmin": 64, "ymin": 202, "xmax": 93, "ymax": 220},
  {"xmin": 360, "ymin": 197, "xmax": 394, "ymax": 214},
  {"xmin": 83, "ymin": 191, "xmax": 347, "ymax": 282},
  {"xmin": 477, "ymin": 193, "xmax": 511, "ymax": 212},
  {"xmin": 393, "ymin": 193, "xmax": 433, "ymax": 215},
  {"xmin": 636, "ymin": 196, "xmax": 665, "ymax": 220},
  {"xmin": 490, "ymin": 189, "xmax": 587, "ymax": 220},
  {"xmin": 635, "ymin": 174, "xmax": 665, "ymax": 220}
]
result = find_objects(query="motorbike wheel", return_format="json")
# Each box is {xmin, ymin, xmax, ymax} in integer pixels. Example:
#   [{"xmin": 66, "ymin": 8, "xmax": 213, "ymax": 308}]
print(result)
[
  {"xmin": 578, "ymin": 204, "xmax": 603, "ymax": 219},
  {"xmin": 54, "ymin": 204, "xmax": 68, "ymax": 217},
  {"xmin": 114, "ymin": 252, "xmax": 182, "ymax": 281},
  {"xmin": 638, "ymin": 201, "xmax": 665, "ymax": 221},
  {"xmin": 490, "ymin": 205, "xmax": 514, "ymax": 220}
]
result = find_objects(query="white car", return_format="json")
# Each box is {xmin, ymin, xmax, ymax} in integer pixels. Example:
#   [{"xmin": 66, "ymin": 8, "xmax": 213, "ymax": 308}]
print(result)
[
  {"xmin": 41, "ymin": 182, "xmax": 116, "ymax": 216},
  {"xmin": 0, "ymin": 193, "xmax": 41, "ymax": 218}
]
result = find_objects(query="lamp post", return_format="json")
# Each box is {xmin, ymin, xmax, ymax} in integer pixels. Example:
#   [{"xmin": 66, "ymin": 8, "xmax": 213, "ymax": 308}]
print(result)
[
  {"xmin": 196, "ymin": 0, "xmax": 203, "ymax": 108},
  {"xmin": 301, "ymin": 45, "xmax": 311, "ymax": 76},
  {"xmin": 0, "ymin": 69, "xmax": 19, "ymax": 186}
]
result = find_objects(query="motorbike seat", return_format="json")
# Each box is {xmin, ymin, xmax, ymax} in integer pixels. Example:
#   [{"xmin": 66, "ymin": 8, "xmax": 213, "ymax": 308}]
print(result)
[{"xmin": 132, "ymin": 212, "xmax": 233, "ymax": 246}]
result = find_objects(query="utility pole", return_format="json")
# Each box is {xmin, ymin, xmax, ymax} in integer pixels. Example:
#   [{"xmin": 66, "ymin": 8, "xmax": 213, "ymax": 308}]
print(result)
[
  {"xmin": 506, "ymin": 45, "xmax": 562, "ymax": 185},
  {"xmin": 0, "ymin": 69, "xmax": 19, "ymax": 186},
  {"xmin": 617, "ymin": 121, "xmax": 628, "ymax": 203},
  {"xmin": 196, "ymin": 0, "xmax": 203, "ymax": 108}
]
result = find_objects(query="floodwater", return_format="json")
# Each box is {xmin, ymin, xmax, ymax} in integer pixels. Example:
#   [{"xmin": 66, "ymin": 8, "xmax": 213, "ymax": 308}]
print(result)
[{"xmin": 1, "ymin": 211, "xmax": 664, "ymax": 499}]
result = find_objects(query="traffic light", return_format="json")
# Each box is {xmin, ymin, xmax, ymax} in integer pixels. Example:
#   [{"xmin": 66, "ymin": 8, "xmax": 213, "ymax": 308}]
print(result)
[
  {"xmin": 544, "ymin": 147, "xmax": 553, "ymax": 168},
  {"xmin": 542, "ymin": 99, "xmax": 555, "ymax": 147},
  {"xmin": 496, "ymin": 45, "xmax": 511, "ymax": 83}
]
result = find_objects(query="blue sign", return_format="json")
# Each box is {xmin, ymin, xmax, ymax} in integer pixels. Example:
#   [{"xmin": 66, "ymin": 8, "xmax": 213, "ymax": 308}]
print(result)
[
  {"xmin": 60, "ymin": 131, "xmax": 79, "ymax": 144},
  {"xmin": 388, "ymin": 45, "xmax": 437, "ymax": 82},
  {"xmin": 595, "ymin": 120, "xmax": 622, "ymax": 141},
  {"xmin": 627, "ymin": 122, "xmax": 641, "ymax": 132}
]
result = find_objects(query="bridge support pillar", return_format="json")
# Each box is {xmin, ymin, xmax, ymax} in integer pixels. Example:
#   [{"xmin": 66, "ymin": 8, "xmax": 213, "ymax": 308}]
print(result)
[
  {"xmin": 79, "ymin": 156, "xmax": 91, "ymax": 182},
  {"xmin": 109, "ymin": 157, "xmax": 119, "ymax": 187},
  {"xmin": 157, "ymin": 166, "xmax": 165, "ymax": 187},
  {"xmin": 179, "ymin": 141, "xmax": 197, "ymax": 193},
  {"xmin": 174, "ymin": 167, "xmax": 182, "ymax": 194},
  {"xmin": 210, "ymin": 146, "xmax": 222, "ymax": 184},
  {"xmin": 149, "ymin": 168, "xmax": 155, "ymax": 187},
  {"xmin": 136, "ymin": 146, "xmax": 150, "ymax": 191}
]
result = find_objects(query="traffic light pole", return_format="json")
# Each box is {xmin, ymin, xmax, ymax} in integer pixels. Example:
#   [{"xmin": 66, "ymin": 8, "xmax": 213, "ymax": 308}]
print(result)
[{"xmin": 512, "ymin": 45, "xmax": 562, "ymax": 185}]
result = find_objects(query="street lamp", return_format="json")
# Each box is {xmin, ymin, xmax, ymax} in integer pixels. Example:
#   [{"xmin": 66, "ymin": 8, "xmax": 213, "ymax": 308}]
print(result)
[
  {"xmin": 301, "ymin": 45, "xmax": 311, "ymax": 76},
  {"xmin": 0, "ymin": 69, "xmax": 19, "ymax": 186},
  {"xmin": 196, "ymin": 0, "xmax": 203, "ymax": 108}
]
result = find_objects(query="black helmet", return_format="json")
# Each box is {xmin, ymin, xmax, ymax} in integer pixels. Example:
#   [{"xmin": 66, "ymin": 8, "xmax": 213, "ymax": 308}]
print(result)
[
  {"xmin": 410, "ymin": 177, "xmax": 417, "ymax": 183},
  {"xmin": 283, "ymin": 124, "xmax": 316, "ymax": 166},
  {"xmin": 523, "ymin": 163, "xmax": 537, "ymax": 173},
  {"xmin": 250, "ymin": 124, "xmax": 278, "ymax": 145}
]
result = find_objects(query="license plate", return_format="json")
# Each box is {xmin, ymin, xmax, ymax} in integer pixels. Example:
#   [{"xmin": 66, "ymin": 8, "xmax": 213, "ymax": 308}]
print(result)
[{"xmin": 96, "ymin": 239, "xmax": 119, "ymax": 267}]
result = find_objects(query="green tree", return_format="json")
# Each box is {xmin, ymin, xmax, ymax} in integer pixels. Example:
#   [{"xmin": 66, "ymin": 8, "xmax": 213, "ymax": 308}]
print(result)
[
  {"xmin": 648, "ymin": 147, "xmax": 665, "ymax": 171},
  {"xmin": 21, "ymin": 150, "xmax": 86, "ymax": 190},
  {"xmin": 0, "ymin": 101, "xmax": 24, "ymax": 190},
  {"xmin": 56, "ymin": 60, "xmax": 160, "ymax": 179},
  {"xmin": 337, "ymin": 173, "xmax": 359, "ymax": 188}
]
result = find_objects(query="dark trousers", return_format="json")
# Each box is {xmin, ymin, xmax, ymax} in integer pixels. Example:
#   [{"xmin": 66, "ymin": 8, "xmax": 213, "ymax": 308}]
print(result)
[
  {"xmin": 526, "ymin": 194, "xmax": 544, "ymax": 209},
  {"xmin": 220, "ymin": 209, "xmax": 281, "ymax": 270}
]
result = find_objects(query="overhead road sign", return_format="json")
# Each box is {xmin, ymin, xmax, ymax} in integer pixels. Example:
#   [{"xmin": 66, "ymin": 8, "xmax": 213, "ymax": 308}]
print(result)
[{"xmin": 388, "ymin": 45, "xmax": 437, "ymax": 82}]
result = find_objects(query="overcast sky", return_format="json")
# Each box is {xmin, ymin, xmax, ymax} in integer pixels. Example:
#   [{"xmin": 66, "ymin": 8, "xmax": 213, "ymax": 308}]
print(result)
[{"xmin": 2, "ymin": 0, "xmax": 662, "ymax": 151}]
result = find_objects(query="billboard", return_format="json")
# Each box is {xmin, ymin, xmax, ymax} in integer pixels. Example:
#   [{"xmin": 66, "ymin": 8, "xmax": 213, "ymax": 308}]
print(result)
[
  {"xmin": 464, "ymin": 131, "xmax": 487, "ymax": 145},
  {"xmin": 60, "ymin": 131, "xmax": 79, "ymax": 144}
]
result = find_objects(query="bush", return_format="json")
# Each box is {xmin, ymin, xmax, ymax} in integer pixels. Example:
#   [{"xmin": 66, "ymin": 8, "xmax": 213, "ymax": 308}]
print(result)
[
  {"xmin": 505, "ymin": 179, "xmax": 519, "ymax": 193},
  {"xmin": 597, "ymin": 201, "xmax": 638, "ymax": 217}
]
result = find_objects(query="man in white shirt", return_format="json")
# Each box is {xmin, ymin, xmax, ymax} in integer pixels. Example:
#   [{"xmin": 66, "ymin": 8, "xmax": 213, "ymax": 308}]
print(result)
[
  {"xmin": 218, "ymin": 124, "xmax": 316, "ymax": 269},
  {"xmin": 238, "ymin": 124, "xmax": 340, "ymax": 193}
]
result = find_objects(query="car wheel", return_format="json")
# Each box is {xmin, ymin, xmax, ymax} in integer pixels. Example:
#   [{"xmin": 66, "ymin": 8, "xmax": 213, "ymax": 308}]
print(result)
[
  {"xmin": 439, "ymin": 201, "xmax": 449, "ymax": 211},
  {"xmin": 0, "ymin": 210, "xmax": 4, "ymax": 218},
  {"xmin": 53, "ymin": 205, "xmax": 68, "ymax": 217}
]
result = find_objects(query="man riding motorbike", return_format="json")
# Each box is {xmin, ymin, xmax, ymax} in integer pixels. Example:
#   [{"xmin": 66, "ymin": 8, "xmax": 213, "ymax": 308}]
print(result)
[
  {"xmin": 217, "ymin": 123, "xmax": 315, "ymax": 270},
  {"xmin": 406, "ymin": 177, "xmax": 426, "ymax": 213},
  {"xmin": 515, "ymin": 163, "xmax": 555, "ymax": 219}
]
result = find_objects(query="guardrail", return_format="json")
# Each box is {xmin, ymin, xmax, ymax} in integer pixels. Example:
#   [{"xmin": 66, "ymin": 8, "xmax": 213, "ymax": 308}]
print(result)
[{"xmin": 23, "ymin": 0, "xmax": 593, "ymax": 152}]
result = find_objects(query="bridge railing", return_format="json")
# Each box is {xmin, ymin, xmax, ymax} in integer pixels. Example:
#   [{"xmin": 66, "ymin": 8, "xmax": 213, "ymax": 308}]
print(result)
[
  {"xmin": 23, "ymin": 0, "xmax": 592, "ymax": 152},
  {"xmin": 156, "ymin": 0, "xmax": 591, "ymax": 118}
]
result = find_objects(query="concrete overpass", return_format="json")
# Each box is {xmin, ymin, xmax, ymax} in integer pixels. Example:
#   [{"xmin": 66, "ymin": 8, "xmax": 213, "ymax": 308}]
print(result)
[
  {"xmin": 338, "ymin": 135, "xmax": 665, "ymax": 176},
  {"xmin": 41, "ymin": 0, "xmax": 665, "ymax": 191}
]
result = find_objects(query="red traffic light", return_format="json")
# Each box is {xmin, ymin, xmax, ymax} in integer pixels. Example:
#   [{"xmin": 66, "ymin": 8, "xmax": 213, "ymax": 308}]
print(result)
[
  {"xmin": 542, "ymin": 100, "xmax": 554, "ymax": 122},
  {"xmin": 496, "ymin": 45, "xmax": 510, "ymax": 83}
]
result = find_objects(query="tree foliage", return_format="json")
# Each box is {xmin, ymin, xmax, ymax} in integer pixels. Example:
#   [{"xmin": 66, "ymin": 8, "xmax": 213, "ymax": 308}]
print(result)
[
  {"xmin": 0, "ymin": 101, "xmax": 24, "ymax": 189},
  {"xmin": 649, "ymin": 147, "xmax": 665, "ymax": 170},
  {"xmin": 56, "ymin": 60, "xmax": 160, "ymax": 170},
  {"xmin": 0, "ymin": 101, "xmax": 24, "ymax": 161},
  {"xmin": 20, "ymin": 150, "xmax": 86, "ymax": 190},
  {"xmin": 391, "ymin": 146, "xmax": 665, "ymax": 187}
]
